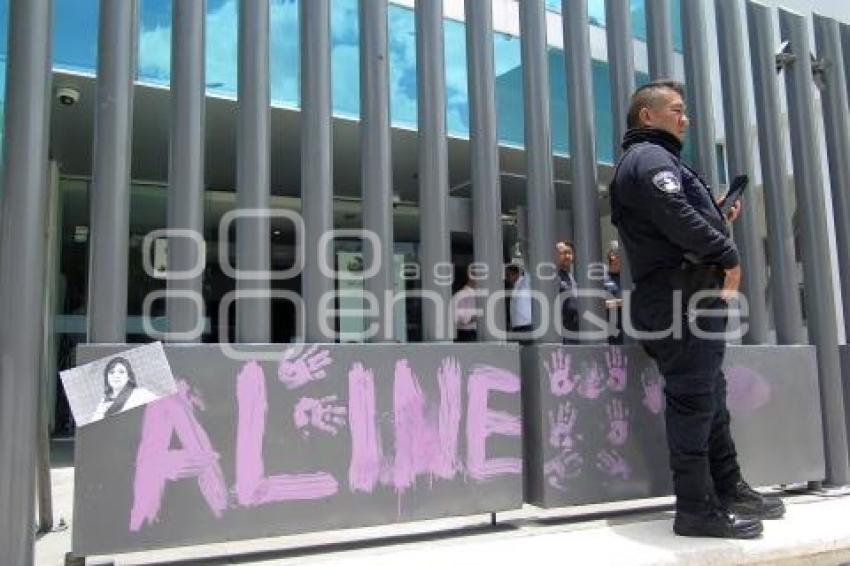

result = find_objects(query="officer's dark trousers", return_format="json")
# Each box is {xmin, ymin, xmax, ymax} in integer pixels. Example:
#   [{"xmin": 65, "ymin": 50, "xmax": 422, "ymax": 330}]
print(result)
[{"xmin": 632, "ymin": 275, "xmax": 743, "ymax": 513}]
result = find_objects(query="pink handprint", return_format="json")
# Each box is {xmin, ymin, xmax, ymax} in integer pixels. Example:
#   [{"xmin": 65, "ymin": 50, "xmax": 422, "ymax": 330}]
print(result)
[
  {"xmin": 605, "ymin": 398, "xmax": 629, "ymax": 446},
  {"xmin": 543, "ymin": 350, "xmax": 579, "ymax": 397},
  {"xmin": 293, "ymin": 395, "xmax": 348, "ymax": 437},
  {"xmin": 596, "ymin": 449, "xmax": 631, "ymax": 480},
  {"xmin": 278, "ymin": 345, "xmax": 333, "ymax": 390},
  {"xmin": 548, "ymin": 401, "xmax": 578, "ymax": 450},
  {"xmin": 578, "ymin": 362, "xmax": 605, "ymax": 399},
  {"xmin": 544, "ymin": 450, "xmax": 584, "ymax": 491},
  {"xmin": 605, "ymin": 347, "xmax": 628, "ymax": 392},
  {"xmin": 641, "ymin": 368, "xmax": 664, "ymax": 415}
]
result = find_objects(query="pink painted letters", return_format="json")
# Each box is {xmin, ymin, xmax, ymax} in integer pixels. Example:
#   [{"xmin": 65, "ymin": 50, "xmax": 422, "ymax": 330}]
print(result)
[
  {"xmin": 466, "ymin": 366, "xmax": 522, "ymax": 480},
  {"xmin": 234, "ymin": 362, "xmax": 338, "ymax": 506},
  {"xmin": 130, "ymin": 381, "xmax": 228, "ymax": 531}
]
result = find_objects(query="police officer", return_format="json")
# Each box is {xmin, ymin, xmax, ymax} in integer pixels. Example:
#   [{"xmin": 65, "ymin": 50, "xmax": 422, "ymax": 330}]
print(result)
[{"xmin": 610, "ymin": 80, "xmax": 784, "ymax": 538}]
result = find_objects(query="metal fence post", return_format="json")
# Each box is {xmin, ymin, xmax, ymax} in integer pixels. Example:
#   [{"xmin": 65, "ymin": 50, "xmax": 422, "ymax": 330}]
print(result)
[
  {"xmin": 302, "ymin": 0, "xmax": 334, "ymax": 343},
  {"xmin": 360, "ymin": 0, "xmax": 394, "ymax": 342},
  {"xmin": 779, "ymin": 7, "xmax": 850, "ymax": 486},
  {"xmin": 416, "ymin": 0, "xmax": 453, "ymax": 342},
  {"xmin": 519, "ymin": 0, "xmax": 559, "ymax": 343},
  {"xmin": 716, "ymin": 0, "xmax": 769, "ymax": 344},
  {"xmin": 168, "ymin": 0, "xmax": 206, "ymax": 342},
  {"xmin": 563, "ymin": 0, "xmax": 606, "ymax": 337},
  {"xmin": 0, "ymin": 0, "xmax": 53, "ymax": 561},
  {"xmin": 466, "ymin": 0, "xmax": 506, "ymax": 341},
  {"xmin": 88, "ymin": 0, "xmax": 138, "ymax": 343},
  {"xmin": 746, "ymin": 0, "xmax": 803, "ymax": 344}
]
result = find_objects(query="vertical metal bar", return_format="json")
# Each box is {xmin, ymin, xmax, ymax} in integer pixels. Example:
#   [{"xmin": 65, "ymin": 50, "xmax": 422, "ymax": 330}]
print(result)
[
  {"xmin": 168, "ymin": 0, "xmax": 206, "ymax": 342},
  {"xmin": 36, "ymin": 162, "xmax": 61, "ymax": 532},
  {"xmin": 416, "ymin": 0, "xmax": 452, "ymax": 342},
  {"xmin": 302, "ymin": 0, "xmax": 334, "ymax": 342},
  {"xmin": 779, "ymin": 7, "xmax": 850, "ymax": 486},
  {"xmin": 605, "ymin": 0, "xmax": 635, "ymax": 157},
  {"xmin": 88, "ymin": 0, "xmax": 138, "ymax": 343},
  {"xmin": 0, "ymin": 0, "xmax": 52, "ymax": 561},
  {"xmin": 746, "ymin": 0, "xmax": 803, "ymax": 344},
  {"xmin": 605, "ymin": 0, "xmax": 636, "ymax": 316},
  {"xmin": 842, "ymin": 24, "xmax": 850, "ymax": 112},
  {"xmin": 465, "ymin": 0, "xmax": 505, "ymax": 341},
  {"xmin": 715, "ymin": 0, "xmax": 769, "ymax": 344},
  {"xmin": 563, "ymin": 0, "xmax": 605, "ymax": 337},
  {"xmin": 236, "ymin": 0, "xmax": 271, "ymax": 343},
  {"xmin": 646, "ymin": 0, "xmax": 675, "ymax": 79},
  {"xmin": 814, "ymin": 14, "xmax": 850, "ymax": 342},
  {"xmin": 519, "ymin": 0, "xmax": 559, "ymax": 343},
  {"xmin": 360, "ymin": 0, "xmax": 394, "ymax": 342},
  {"xmin": 681, "ymin": 0, "xmax": 720, "ymax": 195}
]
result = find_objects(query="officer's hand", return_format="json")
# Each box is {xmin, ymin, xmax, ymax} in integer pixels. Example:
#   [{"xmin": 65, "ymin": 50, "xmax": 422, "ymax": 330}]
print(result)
[
  {"xmin": 716, "ymin": 196, "xmax": 743, "ymax": 223},
  {"xmin": 721, "ymin": 265, "xmax": 742, "ymax": 301},
  {"xmin": 726, "ymin": 198, "xmax": 743, "ymax": 222}
]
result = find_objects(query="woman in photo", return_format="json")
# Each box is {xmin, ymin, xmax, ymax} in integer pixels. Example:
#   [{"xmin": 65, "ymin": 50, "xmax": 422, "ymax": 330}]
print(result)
[{"xmin": 91, "ymin": 357, "xmax": 157, "ymax": 422}]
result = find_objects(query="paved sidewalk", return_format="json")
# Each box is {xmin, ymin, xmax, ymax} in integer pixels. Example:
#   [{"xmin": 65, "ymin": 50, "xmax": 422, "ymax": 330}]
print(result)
[{"xmin": 35, "ymin": 456, "xmax": 850, "ymax": 566}]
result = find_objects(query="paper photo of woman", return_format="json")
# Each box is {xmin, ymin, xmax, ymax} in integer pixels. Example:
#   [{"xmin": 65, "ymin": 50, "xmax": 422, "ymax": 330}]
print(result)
[{"xmin": 91, "ymin": 357, "xmax": 158, "ymax": 422}]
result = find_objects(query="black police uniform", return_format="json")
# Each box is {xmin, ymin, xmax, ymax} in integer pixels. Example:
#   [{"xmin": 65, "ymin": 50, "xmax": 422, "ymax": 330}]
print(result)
[{"xmin": 610, "ymin": 128, "xmax": 743, "ymax": 515}]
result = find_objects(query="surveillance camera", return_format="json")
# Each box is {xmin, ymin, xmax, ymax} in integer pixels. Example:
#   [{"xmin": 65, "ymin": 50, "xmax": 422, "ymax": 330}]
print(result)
[{"xmin": 56, "ymin": 87, "xmax": 80, "ymax": 106}]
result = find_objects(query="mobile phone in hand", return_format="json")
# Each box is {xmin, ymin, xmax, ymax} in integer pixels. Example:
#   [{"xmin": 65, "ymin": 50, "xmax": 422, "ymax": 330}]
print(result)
[{"xmin": 720, "ymin": 175, "xmax": 748, "ymax": 215}]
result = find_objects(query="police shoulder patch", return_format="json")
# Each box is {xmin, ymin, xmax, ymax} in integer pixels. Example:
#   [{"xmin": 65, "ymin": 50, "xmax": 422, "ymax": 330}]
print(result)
[{"xmin": 651, "ymin": 170, "xmax": 680, "ymax": 194}]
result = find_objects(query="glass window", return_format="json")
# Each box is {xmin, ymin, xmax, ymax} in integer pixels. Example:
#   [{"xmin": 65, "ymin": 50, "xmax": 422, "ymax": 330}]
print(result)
[
  {"xmin": 53, "ymin": 0, "xmax": 99, "ymax": 73},
  {"xmin": 138, "ymin": 0, "xmax": 171, "ymax": 85},
  {"xmin": 494, "ymin": 33, "xmax": 523, "ymax": 147},
  {"xmin": 388, "ymin": 4, "xmax": 417, "ymax": 129},
  {"xmin": 0, "ymin": 0, "xmax": 5, "ymax": 197},
  {"xmin": 444, "ymin": 17, "xmax": 469, "ymax": 137},
  {"xmin": 331, "ymin": 0, "xmax": 360, "ymax": 118},
  {"xmin": 270, "ymin": 0, "xmax": 299, "ymax": 107},
  {"xmin": 547, "ymin": 49, "xmax": 617, "ymax": 163}
]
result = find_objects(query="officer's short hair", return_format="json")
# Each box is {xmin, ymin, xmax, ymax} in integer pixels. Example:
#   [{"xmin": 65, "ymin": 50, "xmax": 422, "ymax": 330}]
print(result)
[{"xmin": 626, "ymin": 80, "xmax": 685, "ymax": 129}]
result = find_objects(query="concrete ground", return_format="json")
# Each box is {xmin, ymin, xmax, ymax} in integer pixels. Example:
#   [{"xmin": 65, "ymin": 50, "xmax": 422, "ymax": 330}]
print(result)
[{"xmin": 36, "ymin": 439, "xmax": 850, "ymax": 565}]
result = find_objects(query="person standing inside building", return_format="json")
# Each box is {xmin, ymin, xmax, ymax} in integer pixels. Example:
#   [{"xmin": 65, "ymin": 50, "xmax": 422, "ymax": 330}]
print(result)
[
  {"xmin": 555, "ymin": 240, "xmax": 580, "ymax": 343},
  {"xmin": 505, "ymin": 263, "xmax": 532, "ymax": 343},
  {"xmin": 453, "ymin": 265, "xmax": 479, "ymax": 342},
  {"xmin": 610, "ymin": 80, "xmax": 784, "ymax": 539},
  {"xmin": 604, "ymin": 246, "xmax": 624, "ymax": 345}
]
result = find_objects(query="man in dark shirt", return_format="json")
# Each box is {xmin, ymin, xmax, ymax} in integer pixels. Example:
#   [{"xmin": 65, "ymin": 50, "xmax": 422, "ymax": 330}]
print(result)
[
  {"xmin": 611, "ymin": 80, "xmax": 784, "ymax": 539},
  {"xmin": 604, "ymin": 247, "xmax": 624, "ymax": 344},
  {"xmin": 555, "ymin": 240, "xmax": 579, "ymax": 343}
]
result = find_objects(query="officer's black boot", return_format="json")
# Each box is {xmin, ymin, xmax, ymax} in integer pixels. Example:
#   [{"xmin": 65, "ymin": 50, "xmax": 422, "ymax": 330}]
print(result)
[
  {"xmin": 718, "ymin": 480, "xmax": 785, "ymax": 520},
  {"xmin": 673, "ymin": 505, "xmax": 763, "ymax": 539}
]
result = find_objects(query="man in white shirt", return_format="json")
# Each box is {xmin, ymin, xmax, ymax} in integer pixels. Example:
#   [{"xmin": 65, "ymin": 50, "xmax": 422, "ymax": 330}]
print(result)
[
  {"xmin": 453, "ymin": 265, "xmax": 479, "ymax": 342},
  {"xmin": 505, "ymin": 264, "xmax": 533, "ymax": 343}
]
